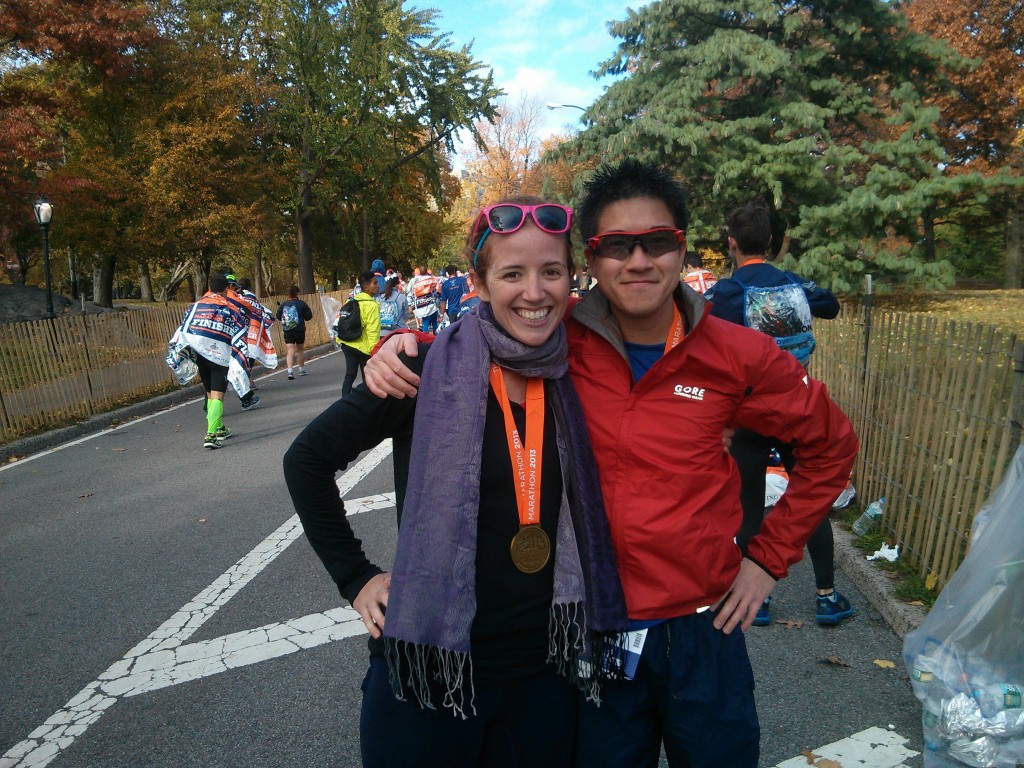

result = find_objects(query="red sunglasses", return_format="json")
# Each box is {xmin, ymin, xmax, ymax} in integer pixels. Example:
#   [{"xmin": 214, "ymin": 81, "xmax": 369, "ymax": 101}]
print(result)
[{"xmin": 585, "ymin": 228, "xmax": 685, "ymax": 260}]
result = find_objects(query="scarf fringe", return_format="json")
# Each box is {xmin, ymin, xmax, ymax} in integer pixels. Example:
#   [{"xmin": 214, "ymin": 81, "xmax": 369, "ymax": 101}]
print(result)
[
  {"xmin": 383, "ymin": 638, "xmax": 477, "ymax": 720},
  {"xmin": 547, "ymin": 602, "xmax": 629, "ymax": 707}
]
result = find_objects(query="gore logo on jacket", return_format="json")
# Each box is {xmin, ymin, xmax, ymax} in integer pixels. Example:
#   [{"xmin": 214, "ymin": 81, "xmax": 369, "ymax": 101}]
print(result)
[{"xmin": 673, "ymin": 384, "xmax": 705, "ymax": 401}]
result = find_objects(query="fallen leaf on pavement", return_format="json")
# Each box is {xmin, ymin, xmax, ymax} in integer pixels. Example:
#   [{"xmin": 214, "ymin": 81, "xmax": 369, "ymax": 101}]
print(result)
[
  {"xmin": 6, "ymin": 455, "xmax": 23, "ymax": 463},
  {"xmin": 883, "ymin": 571, "xmax": 899, "ymax": 580},
  {"xmin": 818, "ymin": 759, "xmax": 842, "ymax": 768},
  {"xmin": 906, "ymin": 600, "xmax": 925, "ymax": 606},
  {"xmin": 925, "ymin": 572, "xmax": 938, "ymax": 591},
  {"xmin": 79, "ymin": 493, "xmax": 93, "ymax": 498},
  {"xmin": 873, "ymin": 659, "xmax": 897, "ymax": 669},
  {"xmin": 199, "ymin": 518, "xmax": 207, "ymax": 523},
  {"xmin": 801, "ymin": 749, "xmax": 819, "ymax": 764},
  {"xmin": 112, "ymin": 447, "xmax": 126, "ymax": 452},
  {"xmin": 823, "ymin": 655, "xmax": 850, "ymax": 667},
  {"xmin": 776, "ymin": 619, "xmax": 803, "ymax": 629}
]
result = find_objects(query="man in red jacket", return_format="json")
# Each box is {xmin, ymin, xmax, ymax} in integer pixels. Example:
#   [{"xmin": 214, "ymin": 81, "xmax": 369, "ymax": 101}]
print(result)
[{"xmin": 365, "ymin": 160, "xmax": 858, "ymax": 768}]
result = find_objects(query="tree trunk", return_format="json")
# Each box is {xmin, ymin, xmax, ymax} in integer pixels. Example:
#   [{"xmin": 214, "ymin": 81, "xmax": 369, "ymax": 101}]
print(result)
[
  {"xmin": 261, "ymin": 259, "xmax": 274, "ymax": 296},
  {"xmin": 95, "ymin": 253, "xmax": 116, "ymax": 308},
  {"xmin": 138, "ymin": 259, "xmax": 154, "ymax": 302},
  {"xmin": 296, "ymin": 135, "xmax": 316, "ymax": 294},
  {"xmin": 297, "ymin": 200, "xmax": 315, "ymax": 294},
  {"xmin": 362, "ymin": 206, "xmax": 370, "ymax": 266},
  {"xmin": 776, "ymin": 233, "xmax": 791, "ymax": 260},
  {"xmin": 195, "ymin": 249, "xmax": 213, "ymax": 299},
  {"xmin": 1005, "ymin": 199, "xmax": 1022, "ymax": 289},
  {"xmin": 254, "ymin": 244, "xmax": 264, "ymax": 298},
  {"xmin": 922, "ymin": 207, "xmax": 936, "ymax": 262},
  {"xmin": 157, "ymin": 261, "xmax": 191, "ymax": 302},
  {"xmin": 68, "ymin": 246, "xmax": 78, "ymax": 299}
]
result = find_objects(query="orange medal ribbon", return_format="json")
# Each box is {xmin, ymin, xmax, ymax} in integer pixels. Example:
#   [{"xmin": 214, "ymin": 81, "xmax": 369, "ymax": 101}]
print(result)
[
  {"xmin": 664, "ymin": 302, "xmax": 685, "ymax": 355},
  {"xmin": 489, "ymin": 364, "xmax": 551, "ymax": 573},
  {"xmin": 489, "ymin": 363, "xmax": 545, "ymax": 525}
]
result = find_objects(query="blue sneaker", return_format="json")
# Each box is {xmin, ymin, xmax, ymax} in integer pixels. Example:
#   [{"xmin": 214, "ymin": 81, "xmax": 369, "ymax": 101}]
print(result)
[
  {"xmin": 752, "ymin": 598, "xmax": 771, "ymax": 627},
  {"xmin": 816, "ymin": 591, "xmax": 854, "ymax": 625},
  {"xmin": 241, "ymin": 393, "xmax": 261, "ymax": 411}
]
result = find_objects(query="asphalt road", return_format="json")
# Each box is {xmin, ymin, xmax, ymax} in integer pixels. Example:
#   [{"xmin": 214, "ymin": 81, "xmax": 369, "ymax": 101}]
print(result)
[{"xmin": 0, "ymin": 350, "xmax": 925, "ymax": 767}]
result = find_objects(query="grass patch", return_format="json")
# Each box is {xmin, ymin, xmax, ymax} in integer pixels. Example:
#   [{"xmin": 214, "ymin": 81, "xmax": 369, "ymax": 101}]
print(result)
[
  {"xmin": 873, "ymin": 289, "xmax": 1024, "ymax": 337},
  {"xmin": 842, "ymin": 508, "xmax": 937, "ymax": 610}
]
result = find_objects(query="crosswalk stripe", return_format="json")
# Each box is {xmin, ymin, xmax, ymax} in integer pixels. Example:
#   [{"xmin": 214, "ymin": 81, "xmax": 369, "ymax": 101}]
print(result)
[{"xmin": 772, "ymin": 726, "xmax": 919, "ymax": 768}]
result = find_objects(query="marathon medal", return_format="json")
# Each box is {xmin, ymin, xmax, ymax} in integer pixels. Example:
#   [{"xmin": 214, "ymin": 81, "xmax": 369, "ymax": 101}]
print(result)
[
  {"xmin": 489, "ymin": 364, "xmax": 549, "ymax": 574},
  {"xmin": 510, "ymin": 525, "xmax": 551, "ymax": 574}
]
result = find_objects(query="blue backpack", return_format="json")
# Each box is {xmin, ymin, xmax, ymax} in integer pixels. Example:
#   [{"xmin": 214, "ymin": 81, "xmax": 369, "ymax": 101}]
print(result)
[
  {"xmin": 281, "ymin": 303, "xmax": 301, "ymax": 331},
  {"xmin": 378, "ymin": 296, "xmax": 399, "ymax": 329},
  {"xmin": 731, "ymin": 273, "xmax": 816, "ymax": 366}
]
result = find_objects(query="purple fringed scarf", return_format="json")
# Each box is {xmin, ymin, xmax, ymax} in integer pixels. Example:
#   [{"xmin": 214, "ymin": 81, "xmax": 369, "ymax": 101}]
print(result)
[{"xmin": 382, "ymin": 303, "xmax": 627, "ymax": 717}]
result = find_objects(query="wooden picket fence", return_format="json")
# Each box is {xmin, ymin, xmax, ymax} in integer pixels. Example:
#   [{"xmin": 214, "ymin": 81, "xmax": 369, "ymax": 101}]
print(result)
[
  {"xmin": 0, "ymin": 290, "xmax": 341, "ymax": 442},
  {"xmin": 1, "ymin": 297, "xmax": 1021, "ymax": 590},
  {"xmin": 814, "ymin": 306, "xmax": 1023, "ymax": 590}
]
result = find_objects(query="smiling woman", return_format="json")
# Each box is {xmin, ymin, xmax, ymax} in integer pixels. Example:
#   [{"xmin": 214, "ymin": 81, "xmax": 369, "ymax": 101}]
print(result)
[
  {"xmin": 468, "ymin": 197, "xmax": 574, "ymax": 357},
  {"xmin": 283, "ymin": 195, "xmax": 627, "ymax": 767}
]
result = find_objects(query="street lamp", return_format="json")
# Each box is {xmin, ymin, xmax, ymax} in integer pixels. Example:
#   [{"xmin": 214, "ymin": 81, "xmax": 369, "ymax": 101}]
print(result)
[
  {"xmin": 546, "ymin": 102, "xmax": 587, "ymax": 114},
  {"xmin": 33, "ymin": 196, "xmax": 55, "ymax": 319}
]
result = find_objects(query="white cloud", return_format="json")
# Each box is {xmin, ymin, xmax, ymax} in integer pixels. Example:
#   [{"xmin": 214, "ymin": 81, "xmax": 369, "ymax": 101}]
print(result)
[{"xmin": 430, "ymin": 0, "xmax": 646, "ymax": 168}]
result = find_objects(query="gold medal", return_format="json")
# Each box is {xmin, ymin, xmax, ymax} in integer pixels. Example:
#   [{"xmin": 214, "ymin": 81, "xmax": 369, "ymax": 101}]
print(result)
[{"xmin": 510, "ymin": 525, "xmax": 551, "ymax": 574}]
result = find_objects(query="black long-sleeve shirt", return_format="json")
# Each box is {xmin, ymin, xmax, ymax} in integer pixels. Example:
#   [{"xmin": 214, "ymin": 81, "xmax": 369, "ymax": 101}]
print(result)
[{"xmin": 282, "ymin": 345, "xmax": 563, "ymax": 682}]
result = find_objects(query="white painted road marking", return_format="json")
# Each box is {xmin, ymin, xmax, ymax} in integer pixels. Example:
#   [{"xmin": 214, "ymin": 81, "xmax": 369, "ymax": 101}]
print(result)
[
  {"xmin": 772, "ymin": 725, "xmax": 919, "ymax": 767},
  {"xmin": 1, "ymin": 442, "xmax": 392, "ymax": 768}
]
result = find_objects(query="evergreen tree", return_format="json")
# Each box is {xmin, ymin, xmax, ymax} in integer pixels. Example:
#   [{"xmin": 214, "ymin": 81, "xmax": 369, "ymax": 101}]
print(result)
[{"xmin": 566, "ymin": 0, "xmax": 982, "ymax": 291}]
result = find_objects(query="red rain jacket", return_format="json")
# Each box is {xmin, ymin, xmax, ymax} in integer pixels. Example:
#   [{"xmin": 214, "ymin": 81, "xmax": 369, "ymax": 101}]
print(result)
[{"xmin": 566, "ymin": 287, "xmax": 858, "ymax": 620}]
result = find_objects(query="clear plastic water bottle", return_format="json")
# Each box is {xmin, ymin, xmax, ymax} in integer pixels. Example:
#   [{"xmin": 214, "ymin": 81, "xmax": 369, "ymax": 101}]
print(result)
[
  {"xmin": 852, "ymin": 496, "xmax": 886, "ymax": 536},
  {"xmin": 921, "ymin": 691, "xmax": 943, "ymax": 752},
  {"xmin": 972, "ymin": 683, "xmax": 1023, "ymax": 718},
  {"xmin": 912, "ymin": 654, "xmax": 940, "ymax": 701}
]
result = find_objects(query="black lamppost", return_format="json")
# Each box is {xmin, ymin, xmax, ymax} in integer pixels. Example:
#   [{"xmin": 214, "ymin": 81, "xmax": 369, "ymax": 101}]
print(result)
[{"xmin": 33, "ymin": 196, "xmax": 55, "ymax": 319}]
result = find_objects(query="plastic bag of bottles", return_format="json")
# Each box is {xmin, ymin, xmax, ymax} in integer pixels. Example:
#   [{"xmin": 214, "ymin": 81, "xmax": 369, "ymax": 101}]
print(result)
[{"xmin": 903, "ymin": 445, "xmax": 1024, "ymax": 767}]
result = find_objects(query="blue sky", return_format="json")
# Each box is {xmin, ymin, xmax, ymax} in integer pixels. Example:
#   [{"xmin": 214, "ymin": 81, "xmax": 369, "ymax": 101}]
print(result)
[{"xmin": 418, "ymin": 0, "xmax": 647, "ymax": 159}]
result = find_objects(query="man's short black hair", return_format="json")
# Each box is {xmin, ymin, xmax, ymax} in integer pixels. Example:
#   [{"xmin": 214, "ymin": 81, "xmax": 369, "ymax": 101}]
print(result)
[
  {"xmin": 237, "ymin": 277, "xmax": 251, "ymax": 291},
  {"xmin": 209, "ymin": 274, "xmax": 229, "ymax": 292},
  {"xmin": 358, "ymin": 270, "xmax": 377, "ymax": 289},
  {"xmin": 445, "ymin": 264, "xmax": 457, "ymax": 277},
  {"xmin": 577, "ymin": 159, "xmax": 689, "ymax": 241},
  {"xmin": 683, "ymin": 252, "xmax": 703, "ymax": 269},
  {"xmin": 727, "ymin": 202, "xmax": 772, "ymax": 256}
]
